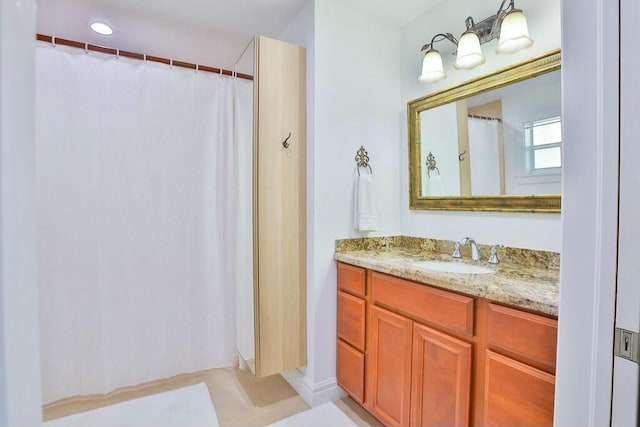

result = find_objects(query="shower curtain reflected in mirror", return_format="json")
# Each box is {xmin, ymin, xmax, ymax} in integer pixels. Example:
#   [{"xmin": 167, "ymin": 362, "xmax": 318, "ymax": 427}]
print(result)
[
  {"xmin": 468, "ymin": 117, "xmax": 502, "ymax": 196},
  {"xmin": 35, "ymin": 44, "xmax": 253, "ymax": 404}
]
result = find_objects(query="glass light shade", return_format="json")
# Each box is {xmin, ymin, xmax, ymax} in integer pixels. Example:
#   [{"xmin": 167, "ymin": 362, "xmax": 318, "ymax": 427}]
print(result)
[
  {"xmin": 454, "ymin": 31, "xmax": 485, "ymax": 70},
  {"xmin": 496, "ymin": 9, "xmax": 534, "ymax": 54},
  {"xmin": 418, "ymin": 49, "xmax": 445, "ymax": 83}
]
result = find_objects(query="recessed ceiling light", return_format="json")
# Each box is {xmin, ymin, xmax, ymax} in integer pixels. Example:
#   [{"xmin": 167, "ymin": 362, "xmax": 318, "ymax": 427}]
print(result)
[{"xmin": 90, "ymin": 22, "xmax": 113, "ymax": 36}]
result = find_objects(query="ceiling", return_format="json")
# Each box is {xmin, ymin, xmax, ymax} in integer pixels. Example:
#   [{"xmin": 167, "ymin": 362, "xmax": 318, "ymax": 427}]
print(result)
[{"xmin": 36, "ymin": 0, "xmax": 445, "ymax": 70}]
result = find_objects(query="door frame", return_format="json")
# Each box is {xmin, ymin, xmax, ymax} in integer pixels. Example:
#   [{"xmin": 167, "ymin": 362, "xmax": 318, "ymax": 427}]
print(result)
[{"xmin": 555, "ymin": 0, "xmax": 620, "ymax": 425}]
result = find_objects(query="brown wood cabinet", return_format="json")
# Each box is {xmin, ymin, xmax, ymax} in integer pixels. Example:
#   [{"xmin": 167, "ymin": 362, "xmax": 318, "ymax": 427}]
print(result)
[
  {"xmin": 335, "ymin": 262, "xmax": 558, "ymax": 427},
  {"xmin": 336, "ymin": 262, "xmax": 367, "ymax": 405},
  {"xmin": 368, "ymin": 305, "xmax": 413, "ymax": 426},
  {"xmin": 483, "ymin": 351, "xmax": 555, "ymax": 426},
  {"xmin": 252, "ymin": 36, "xmax": 307, "ymax": 377},
  {"xmin": 411, "ymin": 323, "xmax": 472, "ymax": 426}
]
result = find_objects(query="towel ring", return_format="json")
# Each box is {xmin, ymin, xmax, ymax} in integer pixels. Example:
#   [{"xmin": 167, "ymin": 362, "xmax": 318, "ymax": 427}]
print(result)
[
  {"xmin": 426, "ymin": 152, "xmax": 440, "ymax": 178},
  {"xmin": 357, "ymin": 164, "xmax": 373, "ymax": 176}
]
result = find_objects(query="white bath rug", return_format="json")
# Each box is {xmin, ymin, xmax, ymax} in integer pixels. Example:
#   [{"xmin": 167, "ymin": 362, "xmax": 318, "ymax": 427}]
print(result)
[
  {"xmin": 44, "ymin": 383, "xmax": 219, "ymax": 427},
  {"xmin": 266, "ymin": 402, "xmax": 358, "ymax": 427}
]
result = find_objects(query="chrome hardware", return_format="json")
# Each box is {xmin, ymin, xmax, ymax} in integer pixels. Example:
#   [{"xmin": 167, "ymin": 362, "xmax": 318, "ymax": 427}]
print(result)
[
  {"xmin": 452, "ymin": 242, "xmax": 462, "ymax": 258},
  {"xmin": 488, "ymin": 245, "xmax": 500, "ymax": 264},
  {"xmin": 457, "ymin": 237, "xmax": 481, "ymax": 261}
]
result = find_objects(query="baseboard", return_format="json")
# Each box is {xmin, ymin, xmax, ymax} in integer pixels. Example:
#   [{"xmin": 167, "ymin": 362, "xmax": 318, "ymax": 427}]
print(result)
[{"xmin": 281, "ymin": 369, "xmax": 346, "ymax": 407}]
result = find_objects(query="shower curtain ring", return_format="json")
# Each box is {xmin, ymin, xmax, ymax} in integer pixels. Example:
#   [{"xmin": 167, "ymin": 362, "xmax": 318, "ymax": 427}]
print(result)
[
  {"xmin": 84, "ymin": 43, "xmax": 89, "ymax": 54},
  {"xmin": 51, "ymin": 36, "xmax": 56, "ymax": 48}
]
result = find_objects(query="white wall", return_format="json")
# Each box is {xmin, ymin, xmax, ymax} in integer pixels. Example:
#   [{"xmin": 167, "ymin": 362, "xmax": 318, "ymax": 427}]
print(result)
[
  {"xmin": 400, "ymin": 0, "xmax": 562, "ymax": 251},
  {"xmin": 279, "ymin": 0, "xmax": 403, "ymax": 405},
  {"xmin": 0, "ymin": 0, "xmax": 43, "ymax": 424}
]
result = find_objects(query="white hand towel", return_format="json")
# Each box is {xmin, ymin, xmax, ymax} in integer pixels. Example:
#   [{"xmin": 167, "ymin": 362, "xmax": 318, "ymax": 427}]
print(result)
[
  {"xmin": 426, "ymin": 175, "xmax": 444, "ymax": 196},
  {"xmin": 353, "ymin": 174, "xmax": 378, "ymax": 232}
]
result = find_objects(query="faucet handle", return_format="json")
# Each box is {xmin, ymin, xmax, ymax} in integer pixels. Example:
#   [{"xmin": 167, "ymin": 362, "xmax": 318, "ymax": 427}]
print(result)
[
  {"xmin": 452, "ymin": 242, "xmax": 462, "ymax": 258},
  {"xmin": 488, "ymin": 245, "xmax": 500, "ymax": 265}
]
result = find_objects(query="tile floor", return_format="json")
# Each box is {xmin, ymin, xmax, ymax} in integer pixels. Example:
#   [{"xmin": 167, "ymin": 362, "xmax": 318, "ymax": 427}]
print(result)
[{"xmin": 43, "ymin": 367, "xmax": 382, "ymax": 427}]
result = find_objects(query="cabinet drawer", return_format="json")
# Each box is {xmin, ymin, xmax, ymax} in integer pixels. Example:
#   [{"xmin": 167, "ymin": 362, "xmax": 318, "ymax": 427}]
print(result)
[
  {"xmin": 371, "ymin": 272, "xmax": 474, "ymax": 337},
  {"xmin": 337, "ymin": 262, "xmax": 366, "ymax": 297},
  {"xmin": 484, "ymin": 350, "xmax": 555, "ymax": 426},
  {"xmin": 487, "ymin": 303, "xmax": 558, "ymax": 370},
  {"xmin": 337, "ymin": 291, "xmax": 366, "ymax": 351},
  {"xmin": 337, "ymin": 339, "xmax": 365, "ymax": 404}
]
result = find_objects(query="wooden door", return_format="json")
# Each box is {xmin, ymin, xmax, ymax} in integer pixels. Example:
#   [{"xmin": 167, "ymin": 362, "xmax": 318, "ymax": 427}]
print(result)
[
  {"xmin": 253, "ymin": 36, "xmax": 307, "ymax": 377},
  {"xmin": 483, "ymin": 351, "xmax": 555, "ymax": 426},
  {"xmin": 410, "ymin": 323, "xmax": 472, "ymax": 427},
  {"xmin": 367, "ymin": 305, "xmax": 413, "ymax": 427}
]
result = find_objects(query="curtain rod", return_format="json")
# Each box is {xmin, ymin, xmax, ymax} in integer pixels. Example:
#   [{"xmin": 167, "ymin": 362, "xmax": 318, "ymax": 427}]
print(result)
[
  {"xmin": 468, "ymin": 113, "xmax": 503, "ymax": 123},
  {"xmin": 36, "ymin": 34, "xmax": 254, "ymax": 81}
]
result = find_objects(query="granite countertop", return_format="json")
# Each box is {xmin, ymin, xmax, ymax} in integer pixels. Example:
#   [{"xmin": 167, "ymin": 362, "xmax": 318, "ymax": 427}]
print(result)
[{"xmin": 334, "ymin": 236, "xmax": 560, "ymax": 317}]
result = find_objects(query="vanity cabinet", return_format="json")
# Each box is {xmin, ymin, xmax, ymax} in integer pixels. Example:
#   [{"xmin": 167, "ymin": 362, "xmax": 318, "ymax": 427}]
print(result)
[{"xmin": 336, "ymin": 261, "xmax": 558, "ymax": 427}]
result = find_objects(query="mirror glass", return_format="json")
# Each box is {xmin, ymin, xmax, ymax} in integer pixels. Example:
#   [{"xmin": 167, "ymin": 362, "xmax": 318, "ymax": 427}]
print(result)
[{"xmin": 409, "ymin": 50, "xmax": 561, "ymax": 213}]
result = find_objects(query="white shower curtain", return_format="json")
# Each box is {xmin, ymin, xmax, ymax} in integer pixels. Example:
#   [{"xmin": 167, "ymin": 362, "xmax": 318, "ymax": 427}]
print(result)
[
  {"xmin": 35, "ymin": 44, "xmax": 251, "ymax": 403},
  {"xmin": 468, "ymin": 117, "xmax": 502, "ymax": 195}
]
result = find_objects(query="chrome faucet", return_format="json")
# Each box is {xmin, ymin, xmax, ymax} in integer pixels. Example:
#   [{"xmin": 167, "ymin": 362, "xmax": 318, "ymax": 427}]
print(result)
[
  {"xmin": 487, "ymin": 245, "xmax": 500, "ymax": 265},
  {"xmin": 452, "ymin": 237, "xmax": 481, "ymax": 261}
]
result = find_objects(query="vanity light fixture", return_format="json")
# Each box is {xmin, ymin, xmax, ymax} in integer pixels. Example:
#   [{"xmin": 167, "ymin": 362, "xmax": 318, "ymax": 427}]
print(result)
[
  {"xmin": 90, "ymin": 21, "xmax": 113, "ymax": 36},
  {"xmin": 418, "ymin": 0, "xmax": 533, "ymax": 83}
]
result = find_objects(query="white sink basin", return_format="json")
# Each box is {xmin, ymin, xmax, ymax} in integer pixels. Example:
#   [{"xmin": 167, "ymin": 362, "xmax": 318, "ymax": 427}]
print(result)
[{"xmin": 411, "ymin": 260, "xmax": 494, "ymax": 275}]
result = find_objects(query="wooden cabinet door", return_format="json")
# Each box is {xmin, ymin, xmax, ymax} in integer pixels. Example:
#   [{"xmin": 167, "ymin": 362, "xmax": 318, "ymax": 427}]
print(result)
[
  {"xmin": 410, "ymin": 323, "xmax": 472, "ymax": 427},
  {"xmin": 253, "ymin": 36, "xmax": 307, "ymax": 377},
  {"xmin": 484, "ymin": 351, "xmax": 555, "ymax": 426},
  {"xmin": 337, "ymin": 339, "xmax": 365, "ymax": 404},
  {"xmin": 368, "ymin": 305, "xmax": 413, "ymax": 427}
]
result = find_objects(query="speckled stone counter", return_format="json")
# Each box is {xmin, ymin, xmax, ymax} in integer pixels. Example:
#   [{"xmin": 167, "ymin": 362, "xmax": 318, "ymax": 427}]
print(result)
[{"xmin": 334, "ymin": 236, "xmax": 560, "ymax": 317}]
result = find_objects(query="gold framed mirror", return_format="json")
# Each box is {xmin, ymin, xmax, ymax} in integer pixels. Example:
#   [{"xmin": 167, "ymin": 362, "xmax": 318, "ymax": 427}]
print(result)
[{"xmin": 408, "ymin": 49, "xmax": 561, "ymax": 213}]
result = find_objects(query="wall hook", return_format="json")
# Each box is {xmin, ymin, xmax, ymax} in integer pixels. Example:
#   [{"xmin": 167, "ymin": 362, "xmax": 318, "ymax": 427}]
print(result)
[
  {"xmin": 458, "ymin": 150, "xmax": 467, "ymax": 161},
  {"xmin": 282, "ymin": 132, "xmax": 292, "ymax": 148}
]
